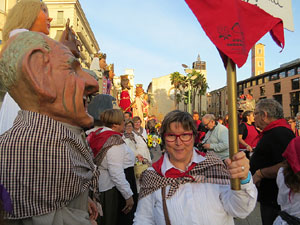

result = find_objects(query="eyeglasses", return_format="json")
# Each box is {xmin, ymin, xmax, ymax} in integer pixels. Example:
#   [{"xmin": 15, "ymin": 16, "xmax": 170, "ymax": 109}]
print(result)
[
  {"xmin": 202, "ymin": 120, "xmax": 211, "ymax": 127},
  {"xmin": 164, "ymin": 133, "xmax": 193, "ymax": 142}
]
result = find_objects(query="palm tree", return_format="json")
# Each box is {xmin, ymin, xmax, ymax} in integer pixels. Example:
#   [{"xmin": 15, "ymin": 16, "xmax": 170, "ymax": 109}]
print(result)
[
  {"xmin": 185, "ymin": 70, "xmax": 209, "ymax": 113},
  {"xmin": 170, "ymin": 72, "xmax": 184, "ymax": 109},
  {"xmin": 198, "ymin": 81, "xmax": 209, "ymax": 114}
]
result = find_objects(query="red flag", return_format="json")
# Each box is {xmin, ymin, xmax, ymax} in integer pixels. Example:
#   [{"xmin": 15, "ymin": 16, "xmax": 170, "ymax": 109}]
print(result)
[{"xmin": 185, "ymin": 0, "xmax": 285, "ymax": 68}]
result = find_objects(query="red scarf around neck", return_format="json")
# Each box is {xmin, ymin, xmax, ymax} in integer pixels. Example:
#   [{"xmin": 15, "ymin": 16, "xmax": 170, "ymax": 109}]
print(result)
[
  {"xmin": 87, "ymin": 128, "xmax": 122, "ymax": 157},
  {"xmin": 257, "ymin": 118, "xmax": 292, "ymax": 141},
  {"xmin": 152, "ymin": 150, "xmax": 205, "ymax": 179}
]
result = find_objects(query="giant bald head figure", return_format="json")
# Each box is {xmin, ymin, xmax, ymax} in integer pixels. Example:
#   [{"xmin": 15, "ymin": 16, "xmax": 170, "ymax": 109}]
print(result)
[{"xmin": 0, "ymin": 31, "xmax": 99, "ymax": 128}]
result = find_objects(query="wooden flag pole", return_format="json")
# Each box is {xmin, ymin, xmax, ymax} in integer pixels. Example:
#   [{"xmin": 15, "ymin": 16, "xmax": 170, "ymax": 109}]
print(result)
[{"xmin": 226, "ymin": 58, "xmax": 241, "ymax": 190}]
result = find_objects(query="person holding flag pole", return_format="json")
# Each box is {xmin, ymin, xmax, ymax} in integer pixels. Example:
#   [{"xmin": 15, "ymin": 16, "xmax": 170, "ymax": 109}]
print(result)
[
  {"xmin": 134, "ymin": 0, "xmax": 286, "ymax": 224},
  {"xmin": 185, "ymin": 0, "xmax": 285, "ymax": 190},
  {"xmin": 185, "ymin": 0, "xmax": 286, "ymax": 224}
]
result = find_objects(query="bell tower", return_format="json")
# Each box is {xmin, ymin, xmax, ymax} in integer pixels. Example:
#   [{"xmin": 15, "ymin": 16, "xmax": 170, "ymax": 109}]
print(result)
[{"xmin": 251, "ymin": 43, "xmax": 265, "ymax": 77}]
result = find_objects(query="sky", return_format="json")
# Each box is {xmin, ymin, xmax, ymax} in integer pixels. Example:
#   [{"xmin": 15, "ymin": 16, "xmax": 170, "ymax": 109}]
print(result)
[{"xmin": 81, "ymin": 0, "xmax": 300, "ymax": 92}]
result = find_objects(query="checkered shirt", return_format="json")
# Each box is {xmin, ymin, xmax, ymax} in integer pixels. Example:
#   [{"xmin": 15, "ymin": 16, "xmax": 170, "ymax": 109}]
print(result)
[
  {"xmin": 139, "ymin": 152, "xmax": 231, "ymax": 199},
  {"xmin": 0, "ymin": 111, "xmax": 99, "ymax": 219}
]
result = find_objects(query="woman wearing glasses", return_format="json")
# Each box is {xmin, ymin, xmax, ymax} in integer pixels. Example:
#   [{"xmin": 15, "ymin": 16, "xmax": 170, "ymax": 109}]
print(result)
[{"xmin": 133, "ymin": 110, "xmax": 257, "ymax": 225}]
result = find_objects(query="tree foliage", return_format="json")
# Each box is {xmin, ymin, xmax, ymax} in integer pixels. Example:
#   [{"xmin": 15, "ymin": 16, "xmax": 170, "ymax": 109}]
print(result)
[{"xmin": 170, "ymin": 70, "xmax": 208, "ymax": 112}]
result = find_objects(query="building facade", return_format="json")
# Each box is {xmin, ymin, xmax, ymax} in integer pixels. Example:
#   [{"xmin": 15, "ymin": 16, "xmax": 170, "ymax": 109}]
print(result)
[
  {"xmin": 44, "ymin": 0, "xmax": 99, "ymax": 68},
  {"xmin": 208, "ymin": 59, "xmax": 300, "ymax": 118},
  {"xmin": 238, "ymin": 59, "xmax": 300, "ymax": 117},
  {"xmin": 148, "ymin": 74, "xmax": 176, "ymax": 122},
  {"xmin": 207, "ymin": 86, "xmax": 227, "ymax": 117},
  {"xmin": 148, "ymin": 55, "xmax": 208, "ymax": 121}
]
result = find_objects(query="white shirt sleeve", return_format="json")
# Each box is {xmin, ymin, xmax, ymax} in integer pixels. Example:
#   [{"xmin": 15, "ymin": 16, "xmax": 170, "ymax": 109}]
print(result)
[
  {"xmin": 219, "ymin": 177, "xmax": 258, "ymax": 219},
  {"xmin": 106, "ymin": 145, "xmax": 133, "ymax": 200}
]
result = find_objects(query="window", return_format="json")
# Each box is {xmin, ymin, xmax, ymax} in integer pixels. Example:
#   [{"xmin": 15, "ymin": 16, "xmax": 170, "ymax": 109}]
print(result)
[
  {"xmin": 291, "ymin": 92, "xmax": 299, "ymax": 104},
  {"xmin": 258, "ymin": 78, "xmax": 263, "ymax": 85},
  {"xmin": 264, "ymin": 76, "xmax": 269, "ymax": 83},
  {"xmin": 258, "ymin": 49, "xmax": 262, "ymax": 54},
  {"xmin": 287, "ymin": 68, "xmax": 295, "ymax": 77},
  {"xmin": 246, "ymin": 81, "xmax": 251, "ymax": 88},
  {"xmin": 270, "ymin": 73, "xmax": 279, "ymax": 81},
  {"xmin": 238, "ymin": 84, "xmax": 244, "ymax": 96},
  {"xmin": 57, "ymin": 11, "xmax": 64, "ymax": 24},
  {"xmin": 297, "ymin": 67, "xmax": 300, "ymax": 75},
  {"xmin": 0, "ymin": 0, "xmax": 5, "ymax": 11},
  {"xmin": 273, "ymin": 95, "xmax": 282, "ymax": 105},
  {"xmin": 292, "ymin": 78, "xmax": 300, "ymax": 90},
  {"xmin": 279, "ymin": 71, "xmax": 286, "ymax": 78},
  {"xmin": 248, "ymin": 89, "xmax": 253, "ymax": 95},
  {"xmin": 258, "ymin": 61, "xmax": 262, "ymax": 67},
  {"xmin": 260, "ymin": 86, "xmax": 265, "ymax": 96},
  {"xmin": 290, "ymin": 92, "xmax": 300, "ymax": 117},
  {"xmin": 274, "ymin": 82, "xmax": 281, "ymax": 93}
]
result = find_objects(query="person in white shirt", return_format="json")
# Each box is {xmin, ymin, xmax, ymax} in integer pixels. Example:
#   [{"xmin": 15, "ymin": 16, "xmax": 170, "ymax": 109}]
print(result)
[
  {"xmin": 123, "ymin": 119, "xmax": 151, "ymax": 192},
  {"xmin": 87, "ymin": 109, "xmax": 137, "ymax": 225},
  {"xmin": 133, "ymin": 110, "xmax": 257, "ymax": 225},
  {"xmin": 133, "ymin": 116, "xmax": 147, "ymax": 140},
  {"xmin": 273, "ymin": 136, "xmax": 300, "ymax": 225}
]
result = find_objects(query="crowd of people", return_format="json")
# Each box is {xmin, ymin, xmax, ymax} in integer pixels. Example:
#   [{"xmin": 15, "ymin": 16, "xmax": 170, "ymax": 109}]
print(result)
[{"xmin": 0, "ymin": 1, "xmax": 299, "ymax": 225}]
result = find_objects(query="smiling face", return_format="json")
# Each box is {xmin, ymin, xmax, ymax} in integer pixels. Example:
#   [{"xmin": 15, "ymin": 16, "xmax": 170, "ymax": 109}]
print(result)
[
  {"xmin": 30, "ymin": 5, "xmax": 52, "ymax": 35},
  {"xmin": 41, "ymin": 40, "xmax": 99, "ymax": 128},
  {"xmin": 165, "ymin": 122, "xmax": 194, "ymax": 168},
  {"xmin": 125, "ymin": 122, "xmax": 133, "ymax": 133},
  {"xmin": 133, "ymin": 119, "xmax": 141, "ymax": 130}
]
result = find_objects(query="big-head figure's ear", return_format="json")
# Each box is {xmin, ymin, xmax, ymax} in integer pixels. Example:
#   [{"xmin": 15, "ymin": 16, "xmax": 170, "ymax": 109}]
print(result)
[{"xmin": 22, "ymin": 48, "xmax": 57, "ymax": 102}]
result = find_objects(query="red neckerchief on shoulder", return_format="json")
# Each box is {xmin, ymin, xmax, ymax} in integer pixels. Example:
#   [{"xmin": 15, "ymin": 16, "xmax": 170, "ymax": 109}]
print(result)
[
  {"xmin": 87, "ymin": 128, "xmax": 122, "ymax": 157},
  {"xmin": 257, "ymin": 118, "xmax": 292, "ymax": 141},
  {"xmin": 152, "ymin": 150, "xmax": 206, "ymax": 179}
]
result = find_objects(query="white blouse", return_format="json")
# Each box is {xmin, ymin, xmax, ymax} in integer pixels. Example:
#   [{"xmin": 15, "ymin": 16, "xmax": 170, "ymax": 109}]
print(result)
[
  {"xmin": 98, "ymin": 127, "xmax": 135, "ymax": 200},
  {"xmin": 123, "ymin": 136, "xmax": 137, "ymax": 156},
  {"xmin": 133, "ymin": 132, "xmax": 152, "ymax": 163},
  {"xmin": 133, "ymin": 150, "xmax": 257, "ymax": 225},
  {"xmin": 273, "ymin": 167, "xmax": 300, "ymax": 225}
]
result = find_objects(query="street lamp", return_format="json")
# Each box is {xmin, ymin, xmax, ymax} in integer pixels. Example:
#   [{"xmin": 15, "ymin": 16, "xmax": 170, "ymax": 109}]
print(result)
[{"xmin": 181, "ymin": 64, "xmax": 195, "ymax": 114}]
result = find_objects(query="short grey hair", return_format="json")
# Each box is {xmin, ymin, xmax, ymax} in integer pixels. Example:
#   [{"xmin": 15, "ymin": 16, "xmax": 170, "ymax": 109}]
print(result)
[
  {"xmin": 160, "ymin": 110, "xmax": 197, "ymax": 147},
  {"xmin": 0, "ymin": 32, "xmax": 50, "ymax": 91},
  {"xmin": 202, "ymin": 114, "xmax": 216, "ymax": 121},
  {"xmin": 255, "ymin": 99, "xmax": 283, "ymax": 119}
]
